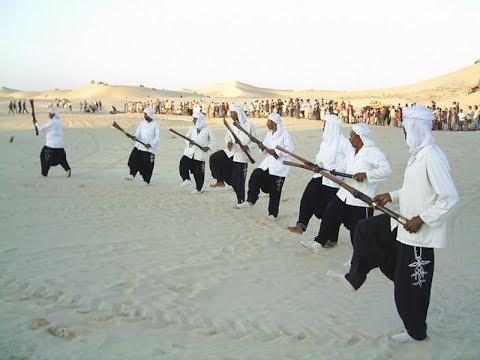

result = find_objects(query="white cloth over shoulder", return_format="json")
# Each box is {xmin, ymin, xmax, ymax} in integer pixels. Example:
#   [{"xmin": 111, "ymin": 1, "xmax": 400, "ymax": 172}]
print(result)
[
  {"xmin": 313, "ymin": 114, "xmax": 353, "ymax": 187},
  {"xmin": 34, "ymin": 107, "xmax": 65, "ymax": 148},
  {"xmin": 389, "ymin": 105, "xmax": 458, "ymax": 248}
]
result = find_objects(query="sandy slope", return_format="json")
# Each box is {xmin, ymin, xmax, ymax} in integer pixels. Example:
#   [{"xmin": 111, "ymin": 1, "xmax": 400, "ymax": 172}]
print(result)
[
  {"xmin": 0, "ymin": 107, "xmax": 479, "ymax": 359},
  {"xmin": 2, "ymin": 63, "xmax": 479, "ymax": 108}
]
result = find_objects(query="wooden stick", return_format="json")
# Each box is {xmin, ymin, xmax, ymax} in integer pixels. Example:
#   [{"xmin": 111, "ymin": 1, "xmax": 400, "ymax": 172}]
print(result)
[
  {"xmin": 283, "ymin": 160, "xmax": 407, "ymax": 225},
  {"xmin": 277, "ymin": 146, "xmax": 353, "ymax": 178},
  {"xmin": 232, "ymin": 120, "xmax": 278, "ymax": 159},
  {"xmin": 223, "ymin": 118, "xmax": 255, "ymax": 164},
  {"xmin": 112, "ymin": 121, "xmax": 147, "ymax": 146},
  {"xmin": 168, "ymin": 128, "xmax": 204, "ymax": 150},
  {"xmin": 30, "ymin": 99, "xmax": 39, "ymax": 136}
]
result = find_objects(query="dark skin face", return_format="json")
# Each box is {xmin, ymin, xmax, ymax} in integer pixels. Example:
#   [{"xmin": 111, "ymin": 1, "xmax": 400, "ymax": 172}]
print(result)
[
  {"xmin": 349, "ymin": 131, "xmax": 363, "ymax": 151},
  {"xmin": 349, "ymin": 131, "xmax": 367, "ymax": 182},
  {"xmin": 266, "ymin": 119, "xmax": 277, "ymax": 132},
  {"xmin": 230, "ymin": 111, "xmax": 238, "ymax": 122}
]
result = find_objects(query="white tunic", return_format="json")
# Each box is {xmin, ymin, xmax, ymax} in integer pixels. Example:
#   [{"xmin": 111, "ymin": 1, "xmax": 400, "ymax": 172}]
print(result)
[
  {"xmin": 336, "ymin": 145, "xmax": 392, "ymax": 207},
  {"xmin": 257, "ymin": 128, "xmax": 294, "ymax": 177},
  {"xmin": 389, "ymin": 144, "xmax": 459, "ymax": 248},
  {"xmin": 183, "ymin": 126, "xmax": 216, "ymax": 161},
  {"xmin": 35, "ymin": 118, "xmax": 65, "ymax": 148},
  {"xmin": 134, "ymin": 120, "xmax": 161, "ymax": 154},
  {"xmin": 225, "ymin": 121, "xmax": 258, "ymax": 163}
]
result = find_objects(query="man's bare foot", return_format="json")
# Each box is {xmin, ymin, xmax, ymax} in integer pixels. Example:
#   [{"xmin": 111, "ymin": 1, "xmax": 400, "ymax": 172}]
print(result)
[{"xmin": 210, "ymin": 182, "xmax": 225, "ymax": 188}]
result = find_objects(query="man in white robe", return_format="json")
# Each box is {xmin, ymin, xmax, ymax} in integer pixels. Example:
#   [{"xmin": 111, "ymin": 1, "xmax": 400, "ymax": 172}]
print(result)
[
  {"xmin": 125, "ymin": 108, "xmax": 161, "ymax": 185},
  {"xmin": 235, "ymin": 113, "xmax": 293, "ymax": 221},
  {"xmin": 328, "ymin": 105, "xmax": 459, "ymax": 343},
  {"xmin": 33, "ymin": 107, "xmax": 72, "ymax": 177},
  {"xmin": 288, "ymin": 114, "xmax": 353, "ymax": 234},
  {"xmin": 179, "ymin": 112, "xmax": 216, "ymax": 194}
]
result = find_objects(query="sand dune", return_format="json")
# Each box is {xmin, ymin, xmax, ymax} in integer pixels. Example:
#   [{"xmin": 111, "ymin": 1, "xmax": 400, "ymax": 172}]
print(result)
[{"xmin": 2, "ymin": 63, "xmax": 479, "ymax": 108}]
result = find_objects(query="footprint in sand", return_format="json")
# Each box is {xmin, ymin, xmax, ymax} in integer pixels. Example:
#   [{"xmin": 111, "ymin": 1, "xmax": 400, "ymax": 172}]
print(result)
[
  {"xmin": 29, "ymin": 318, "xmax": 50, "ymax": 330},
  {"xmin": 47, "ymin": 325, "xmax": 78, "ymax": 340}
]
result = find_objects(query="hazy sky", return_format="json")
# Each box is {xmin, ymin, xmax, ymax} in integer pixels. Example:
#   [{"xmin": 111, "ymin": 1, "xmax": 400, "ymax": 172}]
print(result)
[{"xmin": 1, "ymin": 0, "xmax": 479, "ymax": 92}]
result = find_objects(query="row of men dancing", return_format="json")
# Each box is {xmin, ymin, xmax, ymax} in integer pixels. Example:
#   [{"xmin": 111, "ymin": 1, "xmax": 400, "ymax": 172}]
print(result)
[{"xmin": 33, "ymin": 105, "xmax": 458, "ymax": 343}]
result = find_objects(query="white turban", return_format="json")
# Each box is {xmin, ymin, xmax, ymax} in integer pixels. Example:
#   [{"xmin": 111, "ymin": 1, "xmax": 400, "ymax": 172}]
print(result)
[
  {"xmin": 230, "ymin": 104, "xmax": 248, "ymax": 124},
  {"xmin": 352, "ymin": 123, "xmax": 374, "ymax": 147},
  {"xmin": 48, "ymin": 107, "xmax": 59, "ymax": 118},
  {"xmin": 193, "ymin": 112, "xmax": 207, "ymax": 130},
  {"xmin": 267, "ymin": 112, "xmax": 282, "ymax": 125},
  {"xmin": 144, "ymin": 108, "xmax": 155, "ymax": 121},
  {"xmin": 193, "ymin": 105, "xmax": 201, "ymax": 115},
  {"xmin": 320, "ymin": 114, "xmax": 343, "ymax": 166},
  {"xmin": 402, "ymin": 105, "xmax": 435, "ymax": 155}
]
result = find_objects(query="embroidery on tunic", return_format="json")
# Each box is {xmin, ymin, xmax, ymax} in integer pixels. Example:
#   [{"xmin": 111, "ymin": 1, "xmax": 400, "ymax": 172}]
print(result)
[
  {"xmin": 408, "ymin": 246, "xmax": 430, "ymax": 287},
  {"xmin": 149, "ymin": 154, "xmax": 155, "ymax": 163}
]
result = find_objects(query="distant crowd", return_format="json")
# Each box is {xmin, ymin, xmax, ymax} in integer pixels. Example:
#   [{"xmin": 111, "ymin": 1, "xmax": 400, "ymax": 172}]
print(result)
[{"xmin": 7, "ymin": 97, "xmax": 480, "ymax": 131}]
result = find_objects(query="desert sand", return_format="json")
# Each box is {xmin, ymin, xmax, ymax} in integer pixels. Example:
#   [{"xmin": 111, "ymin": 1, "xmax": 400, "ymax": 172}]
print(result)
[{"xmin": 0, "ymin": 67, "xmax": 479, "ymax": 359}]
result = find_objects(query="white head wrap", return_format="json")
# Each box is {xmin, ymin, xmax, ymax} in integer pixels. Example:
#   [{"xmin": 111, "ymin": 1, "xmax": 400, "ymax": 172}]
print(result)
[
  {"xmin": 48, "ymin": 107, "xmax": 59, "ymax": 119},
  {"xmin": 193, "ymin": 105, "xmax": 201, "ymax": 115},
  {"xmin": 352, "ymin": 123, "xmax": 374, "ymax": 147},
  {"xmin": 319, "ymin": 114, "xmax": 343, "ymax": 166},
  {"xmin": 230, "ymin": 104, "xmax": 248, "ymax": 124},
  {"xmin": 193, "ymin": 112, "xmax": 207, "ymax": 130},
  {"xmin": 402, "ymin": 105, "xmax": 435, "ymax": 155},
  {"xmin": 267, "ymin": 113, "xmax": 283, "ymax": 138},
  {"xmin": 144, "ymin": 108, "xmax": 155, "ymax": 121},
  {"xmin": 268, "ymin": 113, "xmax": 282, "ymax": 125}
]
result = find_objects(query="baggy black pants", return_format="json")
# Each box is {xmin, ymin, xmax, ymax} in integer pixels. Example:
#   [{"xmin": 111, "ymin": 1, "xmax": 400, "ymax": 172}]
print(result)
[
  {"xmin": 40, "ymin": 146, "xmax": 71, "ymax": 177},
  {"xmin": 314, "ymin": 196, "xmax": 373, "ymax": 246},
  {"xmin": 179, "ymin": 155, "xmax": 205, "ymax": 191},
  {"xmin": 296, "ymin": 177, "xmax": 338, "ymax": 230},
  {"xmin": 209, "ymin": 150, "xmax": 233, "ymax": 185},
  {"xmin": 231, "ymin": 162, "xmax": 248, "ymax": 204},
  {"xmin": 345, "ymin": 214, "xmax": 434, "ymax": 340},
  {"xmin": 128, "ymin": 147, "xmax": 155, "ymax": 184},
  {"xmin": 246, "ymin": 168, "xmax": 285, "ymax": 217}
]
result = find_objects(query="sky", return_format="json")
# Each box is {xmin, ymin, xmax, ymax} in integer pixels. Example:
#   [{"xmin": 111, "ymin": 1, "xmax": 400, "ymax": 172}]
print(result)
[{"xmin": 0, "ymin": 0, "xmax": 479, "ymax": 92}]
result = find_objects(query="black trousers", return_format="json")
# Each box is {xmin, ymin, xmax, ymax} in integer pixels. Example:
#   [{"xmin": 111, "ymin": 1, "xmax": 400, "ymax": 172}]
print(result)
[
  {"xmin": 209, "ymin": 150, "xmax": 233, "ymax": 185},
  {"xmin": 128, "ymin": 147, "xmax": 155, "ymax": 184},
  {"xmin": 40, "ymin": 146, "xmax": 71, "ymax": 176},
  {"xmin": 296, "ymin": 177, "xmax": 338, "ymax": 230},
  {"xmin": 179, "ymin": 155, "xmax": 205, "ymax": 191},
  {"xmin": 231, "ymin": 162, "xmax": 248, "ymax": 204},
  {"xmin": 246, "ymin": 168, "xmax": 285, "ymax": 217},
  {"xmin": 345, "ymin": 214, "xmax": 434, "ymax": 340},
  {"xmin": 314, "ymin": 195, "xmax": 373, "ymax": 246}
]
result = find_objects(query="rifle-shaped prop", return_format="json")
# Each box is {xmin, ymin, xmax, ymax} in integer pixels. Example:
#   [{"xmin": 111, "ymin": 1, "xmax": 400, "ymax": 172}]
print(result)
[
  {"xmin": 168, "ymin": 128, "xmax": 204, "ymax": 150},
  {"xmin": 283, "ymin": 160, "xmax": 353, "ymax": 178},
  {"xmin": 278, "ymin": 149, "xmax": 407, "ymax": 225},
  {"xmin": 30, "ymin": 99, "xmax": 39, "ymax": 136},
  {"xmin": 276, "ymin": 145, "xmax": 354, "ymax": 178},
  {"xmin": 232, "ymin": 120, "xmax": 278, "ymax": 159},
  {"xmin": 223, "ymin": 118, "xmax": 255, "ymax": 164},
  {"xmin": 112, "ymin": 121, "xmax": 147, "ymax": 146}
]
